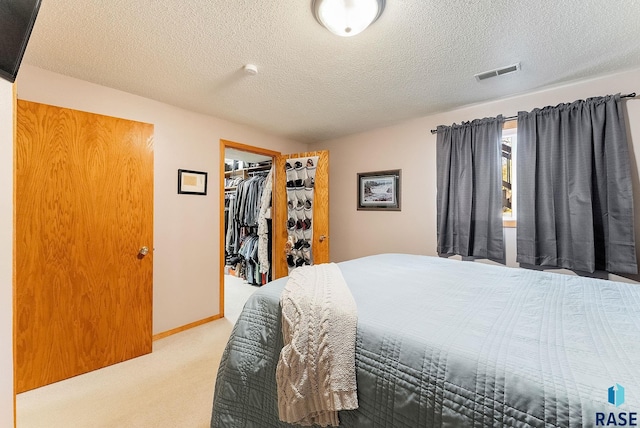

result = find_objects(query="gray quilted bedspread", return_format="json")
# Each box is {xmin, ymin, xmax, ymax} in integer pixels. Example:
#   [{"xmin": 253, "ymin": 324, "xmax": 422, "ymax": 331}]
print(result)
[{"xmin": 211, "ymin": 254, "xmax": 640, "ymax": 427}]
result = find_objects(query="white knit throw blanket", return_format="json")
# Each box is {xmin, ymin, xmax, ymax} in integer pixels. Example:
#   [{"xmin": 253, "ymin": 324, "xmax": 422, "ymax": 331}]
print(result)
[{"xmin": 276, "ymin": 263, "xmax": 358, "ymax": 427}]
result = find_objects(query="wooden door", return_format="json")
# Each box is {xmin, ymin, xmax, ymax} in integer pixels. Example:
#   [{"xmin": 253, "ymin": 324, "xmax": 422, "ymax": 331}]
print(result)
[
  {"xmin": 274, "ymin": 150, "xmax": 329, "ymax": 279},
  {"xmin": 15, "ymin": 100, "xmax": 154, "ymax": 393}
]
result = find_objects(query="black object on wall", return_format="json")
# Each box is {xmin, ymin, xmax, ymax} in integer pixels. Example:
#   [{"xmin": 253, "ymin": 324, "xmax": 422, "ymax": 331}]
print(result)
[{"xmin": 0, "ymin": 0, "xmax": 42, "ymax": 83}]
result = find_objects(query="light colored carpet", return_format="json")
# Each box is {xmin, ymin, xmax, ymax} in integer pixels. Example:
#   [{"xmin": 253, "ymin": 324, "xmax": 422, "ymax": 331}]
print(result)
[
  {"xmin": 16, "ymin": 275, "xmax": 259, "ymax": 428},
  {"xmin": 223, "ymin": 274, "xmax": 262, "ymax": 325}
]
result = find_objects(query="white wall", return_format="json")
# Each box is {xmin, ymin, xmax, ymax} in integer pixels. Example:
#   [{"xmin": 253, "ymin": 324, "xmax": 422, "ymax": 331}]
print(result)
[
  {"xmin": 0, "ymin": 79, "xmax": 14, "ymax": 427},
  {"xmin": 312, "ymin": 67, "xmax": 640, "ymax": 283},
  {"xmin": 16, "ymin": 65, "xmax": 308, "ymax": 334}
]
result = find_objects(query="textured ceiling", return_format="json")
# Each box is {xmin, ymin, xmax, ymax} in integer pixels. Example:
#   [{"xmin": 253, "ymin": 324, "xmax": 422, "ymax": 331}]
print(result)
[{"xmin": 22, "ymin": 0, "xmax": 640, "ymax": 143}]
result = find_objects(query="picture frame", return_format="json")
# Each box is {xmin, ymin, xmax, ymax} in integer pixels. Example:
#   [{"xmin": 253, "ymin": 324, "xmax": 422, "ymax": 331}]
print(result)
[
  {"xmin": 178, "ymin": 169, "xmax": 208, "ymax": 195},
  {"xmin": 357, "ymin": 169, "xmax": 401, "ymax": 211}
]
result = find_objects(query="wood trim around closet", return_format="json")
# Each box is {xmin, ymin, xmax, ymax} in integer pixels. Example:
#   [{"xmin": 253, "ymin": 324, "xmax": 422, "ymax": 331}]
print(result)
[{"xmin": 219, "ymin": 139, "xmax": 280, "ymax": 319}]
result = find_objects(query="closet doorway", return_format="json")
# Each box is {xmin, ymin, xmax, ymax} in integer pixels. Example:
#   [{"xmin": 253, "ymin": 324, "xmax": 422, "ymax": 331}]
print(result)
[
  {"xmin": 220, "ymin": 140, "xmax": 279, "ymax": 318},
  {"xmin": 219, "ymin": 140, "xmax": 330, "ymax": 319}
]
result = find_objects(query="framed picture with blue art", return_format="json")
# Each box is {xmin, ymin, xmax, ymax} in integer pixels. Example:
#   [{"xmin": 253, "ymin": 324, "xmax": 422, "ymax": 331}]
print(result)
[{"xmin": 357, "ymin": 169, "xmax": 401, "ymax": 211}]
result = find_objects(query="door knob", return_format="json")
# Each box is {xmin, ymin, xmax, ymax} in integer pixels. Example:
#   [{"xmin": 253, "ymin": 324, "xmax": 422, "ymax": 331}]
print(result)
[
  {"xmin": 138, "ymin": 246, "xmax": 149, "ymax": 257},
  {"xmin": 319, "ymin": 235, "xmax": 327, "ymax": 242}
]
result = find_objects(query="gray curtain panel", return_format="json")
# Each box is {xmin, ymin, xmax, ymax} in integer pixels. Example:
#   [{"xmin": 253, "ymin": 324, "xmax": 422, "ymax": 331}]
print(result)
[
  {"xmin": 436, "ymin": 116, "xmax": 505, "ymax": 262},
  {"xmin": 516, "ymin": 94, "xmax": 637, "ymax": 274}
]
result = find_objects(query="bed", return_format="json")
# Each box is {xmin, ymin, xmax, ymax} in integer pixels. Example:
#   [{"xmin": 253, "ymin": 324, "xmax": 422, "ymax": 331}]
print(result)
[{"xmin": 210, "ymin": 253, "xmax": 640, "ymax": 427}]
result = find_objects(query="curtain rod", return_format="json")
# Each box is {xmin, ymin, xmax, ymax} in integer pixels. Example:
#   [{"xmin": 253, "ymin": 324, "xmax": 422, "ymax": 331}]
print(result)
[{"xmin": 429, "ymin": 92, "xmax": 637, "ymax": 134}]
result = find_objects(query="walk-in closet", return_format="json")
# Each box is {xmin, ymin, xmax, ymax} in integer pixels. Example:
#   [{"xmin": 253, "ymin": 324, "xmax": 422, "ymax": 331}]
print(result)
[{"xmin": 223, "ymin": 147, "xmax": 274, "ymax": 304}]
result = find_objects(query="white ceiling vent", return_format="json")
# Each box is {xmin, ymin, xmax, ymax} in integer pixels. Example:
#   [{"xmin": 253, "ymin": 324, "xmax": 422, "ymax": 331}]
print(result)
[{"xmin": 474, "ymin": 63, "xmax": 521, "ymax": 81}]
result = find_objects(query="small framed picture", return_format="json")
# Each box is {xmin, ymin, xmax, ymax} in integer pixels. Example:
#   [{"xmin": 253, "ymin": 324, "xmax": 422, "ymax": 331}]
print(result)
[
  {"xmin": 357, "ymin": 169, "xmax": 401, "ymax": 211},
  {"xmin": 178, "ymin": 169, "xmax": 208, "ymax": 195}
]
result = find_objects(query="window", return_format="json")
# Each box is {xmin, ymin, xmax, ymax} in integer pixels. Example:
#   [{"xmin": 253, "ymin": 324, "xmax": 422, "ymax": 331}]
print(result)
[{"xmin": 501, "ymin": 125, "xmax": 517, "ymax": 227}]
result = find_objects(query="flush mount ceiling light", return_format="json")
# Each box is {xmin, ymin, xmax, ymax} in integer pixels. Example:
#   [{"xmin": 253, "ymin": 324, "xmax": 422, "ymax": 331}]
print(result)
[{"xmin": 312, "ymin": 0, "xmax": 385, "ymax": 37}]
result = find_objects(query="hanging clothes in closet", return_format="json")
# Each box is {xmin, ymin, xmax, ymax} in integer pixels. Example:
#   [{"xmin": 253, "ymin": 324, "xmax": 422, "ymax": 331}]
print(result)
[{"xmin": 225, "ymin": 167, "xmax": 273, "ymax": 285}]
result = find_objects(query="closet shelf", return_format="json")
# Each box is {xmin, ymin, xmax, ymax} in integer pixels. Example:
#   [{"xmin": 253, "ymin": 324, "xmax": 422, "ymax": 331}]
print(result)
[{"xmin": 224, "ymin": 163, "xmax": 272, "ymax": 177}]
